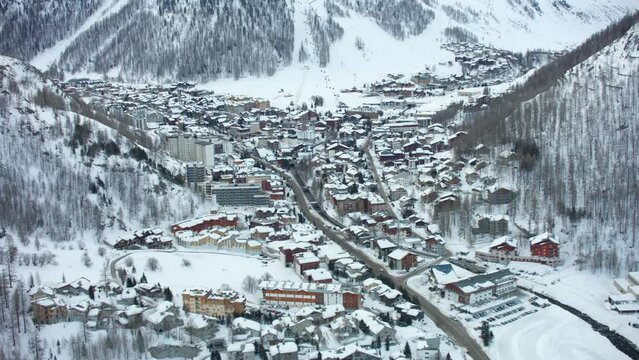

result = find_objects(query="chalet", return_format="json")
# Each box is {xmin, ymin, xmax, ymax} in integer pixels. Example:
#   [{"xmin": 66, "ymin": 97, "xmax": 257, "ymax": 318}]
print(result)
[
  {"xmin": 28, "ymin": 286, "xmax": 55, "ymax": 301},
  {"xmin": 488, "ymin": 236, "xmax": 517, "ymax": 256},
  {"xmin": 270, "ymin": 342, "xmax": 299, "ymax": 360},
  {"xmin": 424, "ymin": 235, "xmax": 446, "ymax": 255},
  {"xmin": 143, "ymin": 302, "xmax": 183, "ymax": 332},
  {"xmin": 261, "ymin": 327, "xmax": 280, "ymax": 347},
  {"xmin": 351, "ymin": 309, "xmax": 395, "ymax": 341},
  {"xmin": 279, "ymin": 243, "xmax": 313, "ymax": 266},
  {"xmin": 292, "ymin": 110, "xmax": 319, "ymax": 122},
  {"xmin": 388, "ymin": 183, "xmax": 408, "ymax": 201},
  {"xmin": 396, "ymin": 302, "xmax": 424, "ymax": 323},
  {"xmin": 380, "ymin": 220, "xmax": 412, "ymax": 237},
  {"xmin": 497, "ymin": 150, "xmax": 518, "ymax": 165},
  {"xmin": 55, "ymin": 277, "xmax": 91, "ymax": 296},
  {"xmin": 324, "ymin": 345, "xmax": 380, "ymax": 360},
  {"xmin": 448, "ymin": 131, "xmax": 468, "ymax": 147},
  {"xmin": 373, "ymin": 238, "xmax": 397, "ymax": 260},
  {"xmin": 334, "ymin": 258, "xmax": 368, "ymax": 281},
  {"xmin": 421, "ymin": 189, "xmax": 438, "ymax": 203},
  {"xmin": 434, "ymin": 194, "xmax": 459, "ymax": 213},
  {"xmin": 115, "ymin": 305, "xmax": 144, "ymax": 329},
  {"xmin": 68, "ymin": 301, "xmax": 89, "ymax": 322},
  {"xmin": 409, "ymin": 337, "xmax": 440, "ymax": 360},
  {"xmin": 530, "ymin": 232, "xmax": 559, "ymax": 258},
  {"xmin": 135, "ymin": 283, "xmax": 163, "ymax": 299},
  {"xmin": 330, "ymin": 316, "xmax": 360, "ymax": 342},
  {"xmin": 345, "ymin": 226, "xmax": 371, "ymax": 243},
  {"xmin": 305, "ymin": 269, "xmax": 333, "ymax": 284},
  {"xmin": 293, "ymin": 252, "xmax": 320, "ymax": 275},
  {"xmin": 232, "ymin": 317, "xmax": 262, "ymax": 339},
  {"xmin": 227, "ymin": 343, "xmax": 256, "ymax": 360},
  {"xmin": 388, "ymin": 250, "xmax": 417, "ymax": 271},
  {"xmin": 486, "ymin": 186, "xmax": 516, "ymax": 204},
  {"xmin": 32, "ymin": 297, "xmax": 67, "ymax": 324}
]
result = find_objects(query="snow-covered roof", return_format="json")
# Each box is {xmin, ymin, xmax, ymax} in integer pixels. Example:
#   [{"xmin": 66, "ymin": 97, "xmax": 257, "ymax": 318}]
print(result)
[
  {"xmin": 376, "ymin": 238, "xmax": 397, "ymax": 249},
  {"xmin": 490, "ymin": 236, "xmax": 516, "ymax": 249},
  {"xmin": 232, "ymin": 317, "xmax": 261, "ymax": 332},
  {"xmin": 351, "ymin": 309, "xmax": 392, "ymax": 336},
  {"xmin": 388, "ymin": 249, "xmax": 411, "ymax": 260},
  {"xmin": 430, "ymin": 261, "xmax": 474, "ymax": 285},
  {"xmin": 530, "ymin": 232, "xmax": 558, "ymax": 245},
  {"xmin": 260, "ymin": 280, "xmax": 341, "ymax": 293},
  {"xmin": 269, "ymin": 342, "xmax": 298, "ymax": 356}
]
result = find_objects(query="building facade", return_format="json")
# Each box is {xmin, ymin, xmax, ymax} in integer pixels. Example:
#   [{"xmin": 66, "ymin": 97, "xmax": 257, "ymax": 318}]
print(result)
[
  {"xmin": 260, "ymin": 281, "xmax": 361, "ymax": 310},
  {"xmin": 212, "ymin": 184, "xmax": 272, "ymax": 207},
  {"xmin": 182, "ymin": 288, "xmax": 246, "ymax": 317}
]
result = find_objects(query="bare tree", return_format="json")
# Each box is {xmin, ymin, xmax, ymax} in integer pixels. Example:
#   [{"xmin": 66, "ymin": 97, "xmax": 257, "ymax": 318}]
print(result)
[
  {"xmin": 82, "ymin": 252, "xmax": 93, "ymax": 267},
  {"xmin": 146, "ymin": 257, "xmax": 160, "ymax": 272},
  {"xmin": 242, "ymin": 276, "xmax": 258, "ymax": 293}
]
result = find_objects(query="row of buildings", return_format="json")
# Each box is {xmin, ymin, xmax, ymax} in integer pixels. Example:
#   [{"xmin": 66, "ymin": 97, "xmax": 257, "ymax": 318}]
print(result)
[{"xmin": 475, "ymin": 233, "xmax": 561, "ymax": 266}]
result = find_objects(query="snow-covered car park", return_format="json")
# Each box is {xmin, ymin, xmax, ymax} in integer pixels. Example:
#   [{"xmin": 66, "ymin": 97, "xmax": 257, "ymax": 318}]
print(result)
[{"xmin": 458, "ymin": 295, "xmax": 538, "ymax": 327}]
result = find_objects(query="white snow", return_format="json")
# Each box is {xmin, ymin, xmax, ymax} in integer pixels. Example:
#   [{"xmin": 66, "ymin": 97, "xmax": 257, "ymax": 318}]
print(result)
[
  {"xmin": 116, "ymin": 251, "xmax": 300, "ymax": 303},
  {"xmin": 492, "ymin": 306, "xmax": 629, "ymax": 360}
]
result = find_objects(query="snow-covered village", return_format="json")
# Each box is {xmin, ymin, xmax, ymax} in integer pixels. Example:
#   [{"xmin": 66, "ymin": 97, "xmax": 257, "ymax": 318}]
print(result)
[{"xmin": 1, "ymin": 1, "xmax": 639, "ymax": 360}]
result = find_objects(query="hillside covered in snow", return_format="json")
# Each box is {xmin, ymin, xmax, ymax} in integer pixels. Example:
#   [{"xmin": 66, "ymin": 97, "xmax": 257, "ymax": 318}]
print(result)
[
  {"xmin": 0, "ymin": 56, "xmax": 202, "ymax": 245},
  {"xmin": 0, "ymin": 0, "xmax": 636, "ymax": 85},
  {"xmin": 458, "ymin": 13, "xmax": 639, "ymax": 273}
]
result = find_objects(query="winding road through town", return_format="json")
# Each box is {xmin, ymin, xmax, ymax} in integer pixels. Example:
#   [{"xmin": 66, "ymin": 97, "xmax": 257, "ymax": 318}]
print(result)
[{"xmin": 250, "ymin": 151, "xmax": 490, "ymax": 360}]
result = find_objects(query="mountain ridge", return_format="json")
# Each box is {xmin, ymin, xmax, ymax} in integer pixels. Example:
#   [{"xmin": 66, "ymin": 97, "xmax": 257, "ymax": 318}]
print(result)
[{"xmin": 0, "ymin": 0, "xmax": 635, "ymax": 83}]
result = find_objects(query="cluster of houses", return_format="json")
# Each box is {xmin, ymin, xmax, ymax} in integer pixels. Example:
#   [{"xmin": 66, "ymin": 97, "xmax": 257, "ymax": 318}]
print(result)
[
  {"xmin": 364, "ymin": 41, "xmax": 523, "ymax": 102},
  {"xmin": 29, "ymin": 277, "xmax": 193, "ymax": 334},
  {"xmin": 104, "ymin": 228, "xmax": 173, "ymax": 250},
  {"xmin": 218, "ymin": 273, "xmax": 438, "ymax": 360},
  {"xmin": 474, "ymin": 233, "xmax": 561, "ymax": 266}
]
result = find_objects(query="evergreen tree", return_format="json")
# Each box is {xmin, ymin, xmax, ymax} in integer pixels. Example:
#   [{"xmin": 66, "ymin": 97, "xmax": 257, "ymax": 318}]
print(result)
[
  {"xmin": 163, "ymin": 287, "xmax": 173, "ymax": 302},
  {"xmin": 88, "ymin": 285, "xmax": 95, "ymax": 300},
  {"xmin": 210, "ymin": 350, "xmax": 221, "ymax": 360},
  {"xmin": 140, "ymin": 273, "xmax": 147, "ymax": 284},
  {"xmin": 403, "ymin": 342, "xmax": 411, "ymax": 358},
  {"xmin": 480, "ymin": 321, "xmax": 494, "ymax": 346}
]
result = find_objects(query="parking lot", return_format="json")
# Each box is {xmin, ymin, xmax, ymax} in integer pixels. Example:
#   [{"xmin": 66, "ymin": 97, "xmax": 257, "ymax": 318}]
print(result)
[{"xmin": 459, "ymin": 294, "xmax": 540, "ymax": 327}]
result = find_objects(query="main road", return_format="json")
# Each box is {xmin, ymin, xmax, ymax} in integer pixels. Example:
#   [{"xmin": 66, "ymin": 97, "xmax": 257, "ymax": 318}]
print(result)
[{"xmin": 250, "ymin": 152, "xmax": 490, "ymax": 360}]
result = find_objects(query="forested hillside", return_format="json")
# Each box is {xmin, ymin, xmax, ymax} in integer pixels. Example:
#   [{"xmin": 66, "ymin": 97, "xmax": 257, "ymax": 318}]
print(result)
[
  {"xmin": 0, "ymin": 56, "xmax": 202, "ymax": 244},
  {"xmin": 459, "ymin": 13, "xmax": 639, "ymax": 273},
  {"xmin": 0, "ymin": 0, "xmax": 635, "ymax": 82}
]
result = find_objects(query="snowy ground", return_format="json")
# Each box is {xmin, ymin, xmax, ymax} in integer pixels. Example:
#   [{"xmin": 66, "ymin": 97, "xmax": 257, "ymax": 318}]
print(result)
[
  {"xmin": 491, "ymin": 305, "xmax": 629, "ymax": 360},
  {"xmin": 512, "ymin": 262, "xmax": 639, "ymax": 345},
  {"xmin": 406, "ymin": 273, "xmax": 633, "ymax": 360},
  {"xmin": 115, "ymin": 250, "xmax": 300, "ymax": 304}
]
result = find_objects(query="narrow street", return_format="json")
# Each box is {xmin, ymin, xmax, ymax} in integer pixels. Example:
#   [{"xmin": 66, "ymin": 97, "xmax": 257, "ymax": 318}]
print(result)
[{"xmin": 254, "ymin": 154, "xmax": 490, "ymax": 360}]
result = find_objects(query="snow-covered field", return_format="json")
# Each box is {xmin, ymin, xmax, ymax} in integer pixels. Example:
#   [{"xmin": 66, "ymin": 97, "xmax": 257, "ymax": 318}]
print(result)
[
  {"xmin": 492, "ymin": 305, "xmax": 629, "ymax": 360},
  {"xmin": 115, "ymin": 251, "xmax": 301, "ymax": 304},
  {"xmin": 406, "ymin": 273, "xmax": 634, "ymax": 360},
  {"xmin": 513, "ymin": 262, "xmax": 639, "ymax": 345}
]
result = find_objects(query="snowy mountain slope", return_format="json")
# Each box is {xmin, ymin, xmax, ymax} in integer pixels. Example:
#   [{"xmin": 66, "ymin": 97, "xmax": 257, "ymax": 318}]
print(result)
[
  {"xmin": 0, "ymin": 0, "xmax": 636, "ymax": 85},
  {"xmin": 0, "ymin": 55, "xmax": 202, "ymax": 244},
  {"xmin": 467, "ymin": 16, "xmax": 639, "ymax": 273}
]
